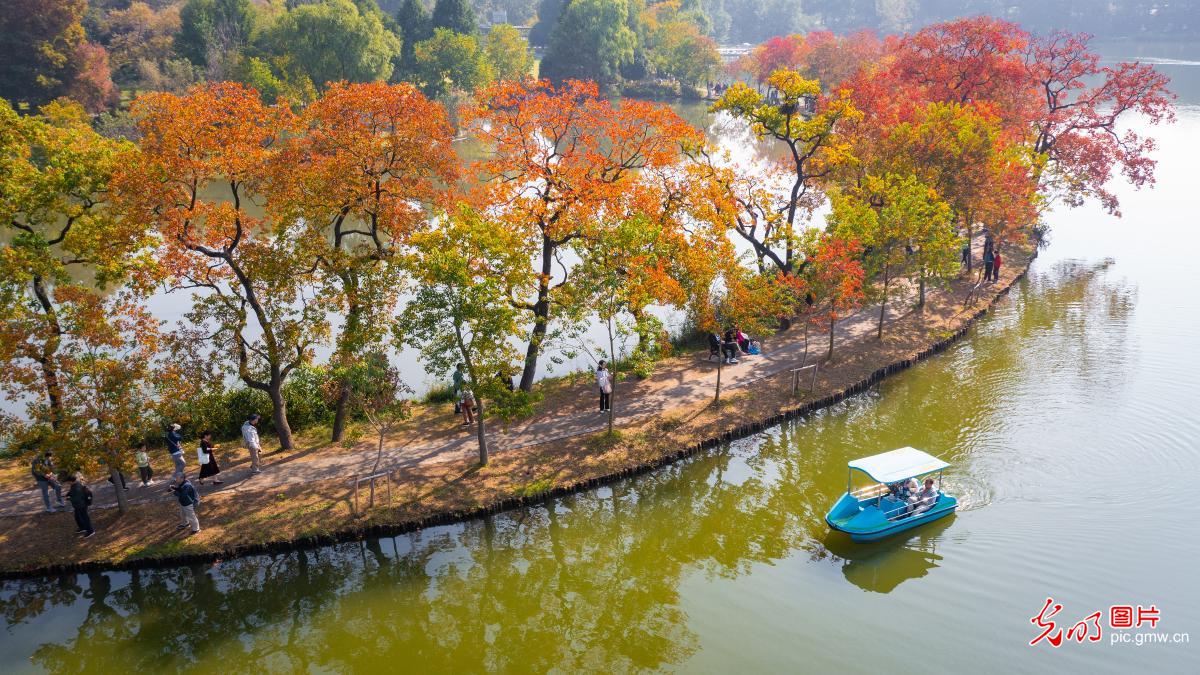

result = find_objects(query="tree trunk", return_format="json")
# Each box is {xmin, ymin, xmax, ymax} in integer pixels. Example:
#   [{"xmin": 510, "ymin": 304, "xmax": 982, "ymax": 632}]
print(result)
[
  {"xmin": 331, "ymin": 383, "xmax": 351, "ymax": 442},
  {"xmin": 802, "ymin": 319, "xmax": 809, "ymax": 366},
  {"xmin": 268, "ymin": 381, "xmax": 294, "ymax": 451},
  {"xmin": 965, "ymin": 213, "xmax": 974, "ymax": 272},
  {"xmin": 475, "ymin": 399, "xmax": 489, "ymax": 465},
  {"xmin": 331, "ymin": 284, "xmax": 365, "ymax": 442},
  {"xmin": 918, "ymin": 268, "xmax": 927, "ymax": 308},
  {"xmin": 519, "ymin": 234, "xmax": 557, "ymax": 392},
  {"xmin": 714, "ymin": 355, "xmax": 722, "ymax": 404},
  {"xmin": 109, "ymin": 465, "xmax": 128, "ymax": 514},
  {"xmin": 877, "ymin": 263, "xmax": 890, "ymax": 340},
  {"xmin": 373, "ymin": 428, "xmax": 385, "ymax": 475},
  {"xmin": 827, "ymin": 312, "xmax": 835, "ymax": 360},
  {"xmin": 31, "ymin": 274, "xmax": 65, "ymax": 430},
  {"xmin": 607, "ymin": 316, "xmax": 615, "ymax": 436}
]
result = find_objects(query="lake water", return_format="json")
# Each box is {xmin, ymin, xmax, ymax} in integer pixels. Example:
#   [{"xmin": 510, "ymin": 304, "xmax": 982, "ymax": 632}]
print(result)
[{"xmin": 2, "ymin": 49, "xmax": 1199, "ymax": 673}]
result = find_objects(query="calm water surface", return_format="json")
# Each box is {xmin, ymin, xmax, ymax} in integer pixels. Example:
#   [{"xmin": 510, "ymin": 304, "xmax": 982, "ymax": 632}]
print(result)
[{"xmin": 3, "ymin": 57, "xmax": 1199, "ymax": 674}]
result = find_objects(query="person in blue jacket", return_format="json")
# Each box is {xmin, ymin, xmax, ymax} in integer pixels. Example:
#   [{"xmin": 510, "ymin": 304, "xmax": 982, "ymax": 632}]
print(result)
[{"xmin": 172, "ymin": 473, "xmax": 201, "ymax": 534}]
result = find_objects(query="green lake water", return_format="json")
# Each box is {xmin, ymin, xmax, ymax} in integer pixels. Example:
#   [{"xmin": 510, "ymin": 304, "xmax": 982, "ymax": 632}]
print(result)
[{"xmin": 3, "ymin": 51, "xmax": 1200, "ymax": 674}]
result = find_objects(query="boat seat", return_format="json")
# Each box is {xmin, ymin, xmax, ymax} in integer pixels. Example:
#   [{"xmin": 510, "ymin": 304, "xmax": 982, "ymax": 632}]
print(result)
[{"xmin": 878, "ymin": 497, "xmax": 908, "ymax": 520}]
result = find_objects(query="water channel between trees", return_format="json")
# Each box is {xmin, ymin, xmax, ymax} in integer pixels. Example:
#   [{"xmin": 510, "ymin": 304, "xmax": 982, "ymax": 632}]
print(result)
[{"xmin": 2, "ymin": 44, "xmax": 1199, "ymax": 673}]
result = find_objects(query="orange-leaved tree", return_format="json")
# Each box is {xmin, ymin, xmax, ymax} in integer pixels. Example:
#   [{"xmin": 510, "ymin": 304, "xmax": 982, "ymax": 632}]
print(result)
[
  {"xmin": 463, "ymin": 78, "xmax": 699, "ymax": 392},
  {"xmin": 120, "ymin": 82, "xmax": 327, "ymax": 452},
  {"xmin": 274, "ymin": 81, "xmax": 457, "ymax": 442},
  {"xmin": 805, "ymin": 233, "xmax": 865, "ymax": 360},
  {"xmin": 0, "ymin": 98, "xmax": 154, "ymax": 458},
  {"xmin": 888, "ymin": 17, "xmax": 1038, "ymax": 131},
  {"xmin": 52, "ymin": 289, "xmax": 162, "ymax": 513}
]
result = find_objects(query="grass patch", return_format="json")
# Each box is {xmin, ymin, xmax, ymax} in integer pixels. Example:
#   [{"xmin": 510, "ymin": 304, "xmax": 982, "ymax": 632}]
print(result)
[
  {"xmin": 513, "ymin": 477, "xmax": 555, "ymax": 499},
  {"xmin": 585, "ymin": 429, "xmax": 624, "ymax": 453},
  {"xmin": 128, "ymin": 538, "xmax": 196, "ymax": 560},
  {"xmin": 656, "ymin": 415, "xmax": 684, "ymax": 433}
]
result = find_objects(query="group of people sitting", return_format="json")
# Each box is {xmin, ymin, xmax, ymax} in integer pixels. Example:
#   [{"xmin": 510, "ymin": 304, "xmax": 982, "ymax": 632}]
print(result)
[
  {"xmin": 886, "ymin": 477, "xmax": 940, "ymax": 520},
  {"xmin": 708, "ymin": 326, "xmax": 760, "ymax": 365}
]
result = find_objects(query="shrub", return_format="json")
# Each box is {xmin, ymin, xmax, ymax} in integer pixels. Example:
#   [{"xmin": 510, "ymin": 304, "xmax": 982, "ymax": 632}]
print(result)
[
  {"xmin": 621, "ymin": 80, "xmax": 681, "ymax": 100},
  {"xmin": 424, "ymin": 382, "xmax": 457, "ymax": 404},
  {"xmin": 281, "ymin": 365, "xmax": 335, "ymax": 432}
]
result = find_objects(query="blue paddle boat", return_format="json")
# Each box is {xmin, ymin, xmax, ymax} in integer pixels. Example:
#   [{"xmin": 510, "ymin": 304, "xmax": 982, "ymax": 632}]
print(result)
[{"xmin": 825, "ymin": 447, "xmax": 957, "ymax": 542}]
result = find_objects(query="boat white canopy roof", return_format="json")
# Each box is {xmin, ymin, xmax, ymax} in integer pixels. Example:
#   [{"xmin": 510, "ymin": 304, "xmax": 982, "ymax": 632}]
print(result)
[{"xmin": 848, "ymin": 447, "xmax": 949, "ymax": 483}]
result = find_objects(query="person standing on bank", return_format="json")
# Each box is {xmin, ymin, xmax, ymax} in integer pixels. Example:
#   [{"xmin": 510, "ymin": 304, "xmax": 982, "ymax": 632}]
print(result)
[
  {"xmin": 197, "ymin": 431, "xmax": 222, "ymax": 485},
  {"xmin": 30, "ymin": 449, "xmax": 65, "ymax": 513},
  {"xmin": 982, "ymin": 247, "xmax": 995, "ymax": 284},
  {"xmin": 991, "ymin": 249, "xmax": 1002, "ymax": 282},
  {"xmin": 452, "ymin": 363, "xmax": 465, "ymax": 415},
  {"xmin": 66, "ymin": 473, "xmax": 95, "ymax": 538},
  {"xmin": 172, "ymin": 473, "xmax": 201, "ymax": 535},
  {"xmin": 241, "ymin": 414, "xmax": 262, "ymax": 475},
  {"xmin": 166, "ymin": 423, "xmax": 185, "ymax": 479},
  {"xmin": 135, "ymin": 442, "xmax": 153, "ymax": 486},
  {"xmin": 596, "ymin": 360, "xmax": 612, "ymax": 412},
  {"xmin": 460, "ymin": 389, "xmax": 477, "ymax": 427}
]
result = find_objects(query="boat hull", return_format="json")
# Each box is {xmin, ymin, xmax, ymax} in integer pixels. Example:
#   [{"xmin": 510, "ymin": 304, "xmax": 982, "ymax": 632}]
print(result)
[{"xmin": 825, "ymin": 493, "xmax": 958, "ymax": 542}]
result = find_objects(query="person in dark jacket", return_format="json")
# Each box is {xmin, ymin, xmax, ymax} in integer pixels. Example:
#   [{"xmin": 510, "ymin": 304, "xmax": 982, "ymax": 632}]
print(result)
[
  {"xmin": 30, "ymin": 449, "xmax": 65, "ymax": 513},
  {"xmin": 166, "ymin": 423, "xmax": 185, "ymax": 479},
  {"xmin": 982, "ymin": 248, "xmax": 996, "ymax": 284},
  {"xmin": 197, "ymin": 431, "xmax": 222, "ymax": 485},
  {"xmin": 66, "ymin": 473, "xmax": 95, "ymax": 538},
  {"xmin": 172, "ymin": 474, "xmax": 201, "ymax": 534}
]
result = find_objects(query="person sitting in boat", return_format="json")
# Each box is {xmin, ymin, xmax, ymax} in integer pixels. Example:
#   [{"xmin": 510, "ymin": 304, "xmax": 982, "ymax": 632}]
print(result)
[
  {"xmin": 890, "ymin": 477, "xmax": 918, "ymax": 501},
  {"xmin": 909, "ymin": 478, "xmax": 939, "ymax": 516}
]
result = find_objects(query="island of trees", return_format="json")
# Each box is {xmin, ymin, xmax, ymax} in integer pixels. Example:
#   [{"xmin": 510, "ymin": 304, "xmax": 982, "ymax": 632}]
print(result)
[{"xmin": 0, "ymin": 6, "xmax": 1174, "ymax": 513}]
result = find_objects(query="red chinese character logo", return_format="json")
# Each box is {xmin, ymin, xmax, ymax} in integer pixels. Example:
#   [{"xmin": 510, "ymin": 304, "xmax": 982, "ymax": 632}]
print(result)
[
  {"xmin": 1066, "ymin": 611, "xmax": 1103, "ymax": 643},
  {"xmin": 1030, "ymin": 597, "xmax": 1064, "ymax": 647},
  {"xmin": 1110, "ymin": 605, "xmax": 1134, "ymax": 629},
  {"xmin": 1136, "ymin": 605, "xmax": 1160, "ymax": 628}
]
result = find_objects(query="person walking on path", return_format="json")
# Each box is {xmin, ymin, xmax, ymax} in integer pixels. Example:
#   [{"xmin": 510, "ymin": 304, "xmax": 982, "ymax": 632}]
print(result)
[
  {"xmin": 166, "ymin": 423, "xmax": 186, "ymax": 479},
  {"xmin": 197, "ymin": 431, "xmax": 222, "ymax": 485},
  {"xmin": 596, "ymin": 360, "xmax": 613, "ymax": 412},
  {"xmin": 452, "ymin": 364, "xmax": 465, "ymax": 415},
  {"xmin": 30, "ymin": 449, "xmax": 65, "ymax": 513},
  {"xmin": 241, "ymin": 414, "xmax": 263, "ymax": 475},
  {"xmin": 961, "ymin": 241, "xmax": 970, "ymax": 268},
  {"xmin": 460, "ymin": 389, "xmax": 477, "ymax": 427},
  {"xmin": 991, "ymin": 249, "xmax": 1002, "ymax": 282},
  {"xmin": 135, "ymin": 442, "xmax": 153, "ymax": 486},
  {"xmin": 982, "ymin": 248, "xmax": 995, "ymax": 284},
  {"xmin": 172, "ymin": 473, "xmax": 201, "ymax": 534},
  {"xmin": 66, "ymin": 473, "xmax": 95, "ymax": 538}
]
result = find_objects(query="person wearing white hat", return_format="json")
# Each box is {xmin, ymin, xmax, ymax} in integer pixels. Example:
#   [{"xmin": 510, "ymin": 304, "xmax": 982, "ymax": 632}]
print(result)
[{"xmin": 166, "ymin": 423, "xmax": 186, "ymax": 480}]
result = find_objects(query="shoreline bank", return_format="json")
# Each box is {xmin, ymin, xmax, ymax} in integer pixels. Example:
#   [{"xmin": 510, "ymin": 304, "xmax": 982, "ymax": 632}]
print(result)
[{"xmin": 0, "ymin": 249, "xmax": 1036, "ymax": 580}]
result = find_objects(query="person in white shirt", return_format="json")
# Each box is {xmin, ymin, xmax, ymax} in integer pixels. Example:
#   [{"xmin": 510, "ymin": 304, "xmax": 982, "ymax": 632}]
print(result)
[
  {"xmin": 596, "ymin": 360, "xmax": 612, "ymax": 412},
  {"xmin": 241, "ymin": 414, "xmax": 262, "ymax": 475},
  {"xmin": 909, "ymin": 478, "xmax": 939, "ymax": 516}
]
